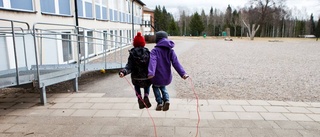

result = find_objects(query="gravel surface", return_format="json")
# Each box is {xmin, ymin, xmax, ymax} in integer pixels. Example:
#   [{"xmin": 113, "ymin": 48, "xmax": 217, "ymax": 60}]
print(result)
[
  {"xmin": 2, "ymin": 37, "xmax": 320, "ymax": 102},
  {"xmin": 174, "ymin": 37, "xmax": 320, "ymax": 102}
]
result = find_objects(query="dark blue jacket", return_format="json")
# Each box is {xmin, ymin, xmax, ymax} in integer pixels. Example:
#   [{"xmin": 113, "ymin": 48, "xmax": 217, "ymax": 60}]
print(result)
[{"xmin": 120, "ymin": 47, "xmax": 151, "ymax": 87}]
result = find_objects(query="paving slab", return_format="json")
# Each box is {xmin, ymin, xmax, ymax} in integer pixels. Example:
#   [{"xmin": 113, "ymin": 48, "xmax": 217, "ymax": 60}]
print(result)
[
  {"xmin": 228, "ymin": 100, "xmax": 249, "ymax": 105},
  {"xmin": 286, "ymin": 107, "xmax": 312, "ymax": 113},
  {"xmin": 273, "ymin": 129, "xmax": 303, "ymax": 137},
  {"xmin": 1, "ymin": 92, "xmax": 320, "ymax": 136},
  {"xmin": 247, "ymin": 100, "xmax": 270, "ymax": 106},
  {"xmin": 298, "ymin": 121, "xmax": 320, "ymax": 130},
  {"xmin": 249, "ymin": 129, "xmax": 278, "ymax": 137},
  {"xmin": 307, "ymin": 114, "xmax": 320, "ymax": 121},
  {"xmin": 267, "ymin": 101, "xmax": 290, "ymax": 106},
  {"xmin": 213, "ymin": 112, "xmax": 239, "ymax": 120},
  {"xmin": 260, "ymin": 113, "xmax": 288, "ymax": 121},
  {"xmin": 221, "ymin": 105, "xmax": 245, "ymax": 112},
  {"xmin": 236, "ymin": 112, "xmax": 264, "ymax": 120},
  {"xmin": 283, "ymin": 113, "xmax": 314, "ymax": 121},
  {"xmin": 224, "ymin": 128, "xmax": 253, "ymax": 137},
  {"xmin": 264, "ymin": 106, "xmax": 289, "ymax": 113},
  {"xmin": 274, "ymin": 121, "xmax": 304, "ymax": 129},
  {"xmin": 242, "ymin": 106, "xmax": 268, "ymax": 112},
  {"xmin": 307, "ymin": 108, "xmax": 320, "ymax": 113}
]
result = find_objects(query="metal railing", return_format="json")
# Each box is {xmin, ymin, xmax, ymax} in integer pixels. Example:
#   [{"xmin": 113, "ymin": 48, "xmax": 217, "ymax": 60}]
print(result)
[
  {"xmin": 0, "ymin": 18, "xmax": 30, "ymax": 86},
  {"xmin": 0, "ymin": 18, "xmax": 134, "ymax": 104},
  {"xmin": 32, "ymin": 22, "xmax": 131, "ymax": 88}
]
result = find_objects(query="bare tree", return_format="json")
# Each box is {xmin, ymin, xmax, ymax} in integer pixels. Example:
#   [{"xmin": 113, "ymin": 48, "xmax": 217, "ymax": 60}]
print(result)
[
  {"xmin": 241, "ymin": 8, "xmax": 260, "ymax": 40},
  {"xmin": 249, "ymin": 0, "xmax": 286, "ymax": 37},
  {"xmin": 242, "ymin": 20, "xmax": 260, "ymax": 40}
]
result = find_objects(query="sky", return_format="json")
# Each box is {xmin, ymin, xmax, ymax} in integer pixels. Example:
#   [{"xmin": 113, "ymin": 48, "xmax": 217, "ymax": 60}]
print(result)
[{"xmin": 141, "ymin": 0, "xmax": 320, "ymax": 20}]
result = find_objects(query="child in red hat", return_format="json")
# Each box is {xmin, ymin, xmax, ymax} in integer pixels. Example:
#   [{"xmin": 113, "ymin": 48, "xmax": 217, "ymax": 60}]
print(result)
[{"xmin": 119, "ymin": 32, "xmax": 152, "ymax": 109}]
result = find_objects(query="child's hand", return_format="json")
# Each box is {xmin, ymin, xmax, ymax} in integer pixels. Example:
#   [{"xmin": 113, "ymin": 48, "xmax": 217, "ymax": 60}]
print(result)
[
  {"xmin": 148, "ymin": 75, "xmax": 154, "ymax": 79},
  {"xmin": 182, "ymin": 74, "xmax": 189, "ymax": 79},
  {"xmin": 119, "ymin": 72, "xmax": 124, "ymax": 78}
]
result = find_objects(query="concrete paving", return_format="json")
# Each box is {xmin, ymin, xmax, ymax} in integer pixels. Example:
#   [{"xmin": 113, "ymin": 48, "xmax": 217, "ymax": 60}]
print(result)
[{"xmin": 1, "ymin": 92, "xmax": 320, "ymax": 137}]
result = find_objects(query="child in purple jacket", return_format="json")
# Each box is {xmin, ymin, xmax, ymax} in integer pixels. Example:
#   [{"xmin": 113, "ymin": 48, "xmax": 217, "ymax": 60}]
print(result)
[{"xmin": 148, "ymin": 31, "xmax": 189, "ymax": 111}]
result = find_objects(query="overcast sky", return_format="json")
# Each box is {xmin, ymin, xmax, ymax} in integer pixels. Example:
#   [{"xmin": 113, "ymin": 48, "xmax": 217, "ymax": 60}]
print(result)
[{"xmin": 142, "ymin": 0, "xmax": 320, "ymax": 19}]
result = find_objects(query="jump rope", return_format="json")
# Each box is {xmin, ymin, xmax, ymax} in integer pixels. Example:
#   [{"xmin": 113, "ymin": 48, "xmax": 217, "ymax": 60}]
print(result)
[{"xmin": 124, "ymin": 76, "xmax": 200, "ymax": 137}]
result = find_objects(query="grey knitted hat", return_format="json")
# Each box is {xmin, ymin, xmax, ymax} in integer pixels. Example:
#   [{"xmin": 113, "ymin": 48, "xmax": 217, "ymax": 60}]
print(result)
[{"xmin": 155, "ymin": 31, "xmax": 168, "ymax": 43}]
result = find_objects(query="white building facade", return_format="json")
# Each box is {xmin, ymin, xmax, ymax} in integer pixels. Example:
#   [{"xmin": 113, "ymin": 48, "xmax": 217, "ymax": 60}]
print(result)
[
  {"xmin": 142, "ymin": 7, "xmax": 154, "ymax": 35},
  {"xmin": 0, "ymin": 0, "xmax": 145, "ymax": 71}
]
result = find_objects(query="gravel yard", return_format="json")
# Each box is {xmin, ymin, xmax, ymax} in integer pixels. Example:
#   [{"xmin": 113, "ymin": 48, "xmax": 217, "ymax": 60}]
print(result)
[
  {"xmin": 174, "ymin": 37, "xmax": 320, "ymax": 102},
  {"xmin": 2, "ymin": 37, "xmax": 319, "ymax": 102}
]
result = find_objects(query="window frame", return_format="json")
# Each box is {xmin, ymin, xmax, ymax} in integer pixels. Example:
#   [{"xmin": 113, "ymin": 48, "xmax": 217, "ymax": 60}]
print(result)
[
  {"xmin": 40, "ymin": 0, "xmax": 71, "ymax": 16},
  {"xmin": 95, "ymin": 0, "xmax": 108, "ymax": 20},
  {"xmin": 0, "ymin": 0, "xmax": 34, "ymax": 12},
  {"xmin": 77, "ymin": 0, "xmax": 94, "ymax": 19},
  {"xmin": 61, "ymin": 32, "xmax": 73, "ymax": 62}
]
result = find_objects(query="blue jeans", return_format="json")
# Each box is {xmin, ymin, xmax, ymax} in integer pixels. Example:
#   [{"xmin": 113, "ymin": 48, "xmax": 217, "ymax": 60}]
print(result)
[
  {"xmin": 152, "ymin": 85, "xmax": 169, "ymax": 104},
  {"xmin": 134, "ymin": 85, "xmax": 150, "ymax": 99}
]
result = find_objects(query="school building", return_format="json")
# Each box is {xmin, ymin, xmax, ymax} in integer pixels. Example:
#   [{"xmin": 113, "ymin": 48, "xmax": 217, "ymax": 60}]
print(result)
[{"xmin": 0, "ymin": 0, "xmax": 154, "ymax": 104}]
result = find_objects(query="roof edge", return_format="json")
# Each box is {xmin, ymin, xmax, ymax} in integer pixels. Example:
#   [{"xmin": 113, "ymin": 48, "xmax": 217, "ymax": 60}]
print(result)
[{"xmin": 135, "ymin": 0, "xmax": 145, "ymax": 6}]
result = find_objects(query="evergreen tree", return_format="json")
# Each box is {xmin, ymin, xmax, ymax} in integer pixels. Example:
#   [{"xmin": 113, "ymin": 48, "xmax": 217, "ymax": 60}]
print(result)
[
  {"xmin": 154, "ymin": 5, "xmax": 162, "ymax": 31},
  {"xmin": 168, "ymin": 18, "xmax": 179, "ymax": 36},
  {"xmin": 162, "ymin": 6, "xmax": 169, "ymax": 31},
  {"xmin": 179, "ymin": 10, "xmax": 187, "ymax": 35},
  {"xmin": 207, "ymin": 7, "xmax": 214, "ymax": 36},
  {"xmin": 225, "ymin": 5, "xmax": 232, "ymax": 28},
  {"xmin": 310, "ymin": 14, "xmax": 316, "ymax": 35},
  {"xmin": 232, "ymin": 10, "xmax": 241, "ymax": 36},
  {"xmin": 316, "ymin": 18, "xmax": 320, "ymax": 41},
  {"xmin": 189, "ymin": 12, "xmax": 205, "ymax": 36},
  {"xmin": 295, "ymin": 20, "xmax": 306, "ymax": 36},
  {"xmin": 201, "ymin": 9, "xmax": 207, "ymax": 34}
]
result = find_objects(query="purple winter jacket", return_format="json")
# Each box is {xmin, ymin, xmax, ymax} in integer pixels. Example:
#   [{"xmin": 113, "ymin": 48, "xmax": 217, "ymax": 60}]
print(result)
[{"xmin": 148, "ymin": 38, "xmax": 186, "ymax": 86}]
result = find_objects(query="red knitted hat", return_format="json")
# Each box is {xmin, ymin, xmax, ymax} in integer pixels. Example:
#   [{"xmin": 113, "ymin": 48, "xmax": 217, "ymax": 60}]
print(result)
[{"xmin": 133, "ymin": 32, "xmax": 146, "ymax": 47}]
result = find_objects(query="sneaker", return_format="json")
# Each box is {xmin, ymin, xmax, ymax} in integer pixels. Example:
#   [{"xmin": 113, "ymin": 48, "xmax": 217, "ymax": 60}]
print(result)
[
  {"xmin": 156, "ymin": 103, "xmax": 163, "ymax": 111},
  {"xmin": 163, "ymin": 101, "xmax": 170, "ymax": 111},
  {"xmin": 144, "ymin": 96, "xmax": 152, "ymax": 108},
  {"xmin": 138, "ymin": 99, "xmax": 145, "ymax": 109}
]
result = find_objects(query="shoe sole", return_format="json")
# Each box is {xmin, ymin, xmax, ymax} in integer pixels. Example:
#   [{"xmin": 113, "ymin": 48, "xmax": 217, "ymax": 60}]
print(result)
[{"xmin": 163, "ymin": 102, "xmax": 170, "ymax": 111}]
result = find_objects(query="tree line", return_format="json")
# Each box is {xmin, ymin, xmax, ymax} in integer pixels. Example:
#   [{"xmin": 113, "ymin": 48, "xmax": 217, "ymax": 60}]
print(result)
[{"xmin": 152, "ymin": 0, "xmax": 320, "ymax": 40}]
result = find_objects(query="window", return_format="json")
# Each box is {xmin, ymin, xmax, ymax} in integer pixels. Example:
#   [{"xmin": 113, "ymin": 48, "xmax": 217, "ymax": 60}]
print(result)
[
  {"xmin": 95, "ymin": 3, "xmax": 101, "ymax": 19},
  {"xmin": 95, "ymin": 0, "xmax": 107, "ymax": 20},
  {"xmin": 114, "ymin": 10, "xmax": 118, "ymax": 22},
  {"xmin": 110, "ymin": 30, "xmax": 114, "ymax": 48},
  {"xmin": 77, "ymin": 0, "xmax": 93, "ymax": 18},
  {"xmin": 109, "ymin": 0, "xmax": 117, "ymax": 21},
  {"xmin": 77, "ymin": 0, "xmax": 83, "ymax": 17},
  {"xmin": 102, "ymin": 7, "xmax": 107, "ymax": 20},
  {"xmin": 114, "ymin": 30, "xmax": 118, "ymax": 47},
  {"xmin": 0, "ymin": 0, "xmax": 34, "ymax": 11},
  {"xmin": 109, "ymin": 9, "xmax": 114, "ymax": 21},
  {"xmin": 85, "ymin": 2, "xmax": 93, "ymax": 18},
  {"xmin": 58, "ymin": 0, "xmax": 70, "ymax": 15},
  {"xmin": 101, "ymin": 0, "xmax": 107, "ymax": 20},
  {"xmin": 62, "ymin": 33, "xmax": 73, "ymax": 62},
  {"xmin": 40, "ymin": 0, "xmax": 71, "ymax": 15},
  {"xmin": 41, "ymin": 0, "xmax": 55, "ymax": 13},
  {"xmin": 87, "ymin": 31, "xmax": 94, "ymax": 55},
  {"xmin": 103, "ymin": 31, "xmax": 108, "ymax": 51},
  {"xmin": 128, "ymin": 0, "xmax": 131, "ymax": 13},
  {"xmin": 78, "ymin": 32, "xmax": 85, "ymax": 58}
]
